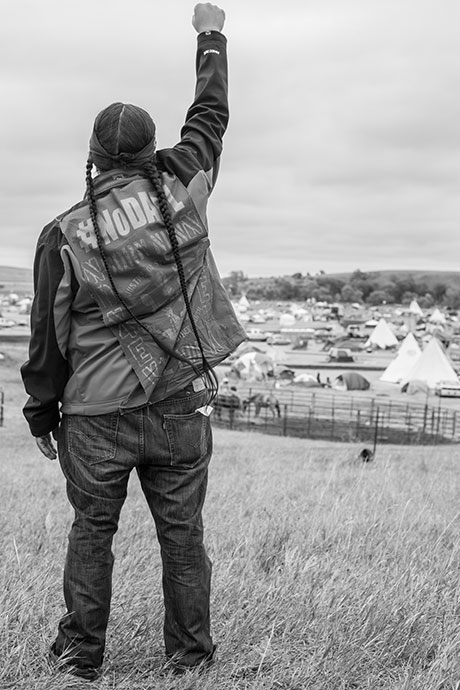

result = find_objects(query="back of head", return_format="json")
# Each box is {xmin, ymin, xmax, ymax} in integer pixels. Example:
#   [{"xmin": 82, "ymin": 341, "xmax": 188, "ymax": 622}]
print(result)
[{"xmin": 89, "ymin": 102, "xmax": 156, "ymax": 171}]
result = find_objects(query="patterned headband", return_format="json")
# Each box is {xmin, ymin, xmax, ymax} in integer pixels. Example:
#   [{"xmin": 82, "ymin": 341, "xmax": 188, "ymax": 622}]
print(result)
[{"xmin": 89, "ymin": 130, "xmax": 156, "ymax": 170}]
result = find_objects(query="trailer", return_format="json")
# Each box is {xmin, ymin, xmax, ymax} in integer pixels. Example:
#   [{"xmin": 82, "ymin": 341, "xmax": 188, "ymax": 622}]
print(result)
[{"xmin": 435, "ymin": 381, "xmax": 460, "ymax": 398}]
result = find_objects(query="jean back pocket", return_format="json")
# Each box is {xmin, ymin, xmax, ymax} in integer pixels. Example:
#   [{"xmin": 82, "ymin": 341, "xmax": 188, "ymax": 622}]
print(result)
[
  {"xmin": 163, "ymin": 409, "xmax": 211, "ymax": 468},
  {"xmin": 66, "ymin": 413, "xmax": 119, "ymax": 465}
]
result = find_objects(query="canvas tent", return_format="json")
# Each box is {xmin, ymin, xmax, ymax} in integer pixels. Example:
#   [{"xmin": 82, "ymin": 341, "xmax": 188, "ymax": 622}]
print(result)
[
  {"xmin": 334, "ymin": 372, "xmax": 370, "ymax": 391},
  {"xmin": 238, "ymin": 294, "xmax": 250, "ymax": 312},
  {"xmin": 429, "ymin": 308, "xmax": 446, "ymax": 325},
  {"xmin": 409, "ymin": 300, "xmax": 423, "ymax": 317},
  {"xmin": 402, "ymin": 337, "xmax": 459, "ymax": 388},
  {"xmin": 279, "ymin": 313, "xmax": 296, "ymax": 328},
  {"xmin": 380, "ymin": 332, "xmax": 421, "ymax": 384},
  {"xmin": 401, "ymin": 380, "xmax": 430, "ymax": 396},
  {"xmin": 292, "ymin": 373, "xmax": 322, "ymax": 387},
  {"xmin": 365, "ymin": 318, "xmax": 398, "ymax": 349},
  {"xmin": 230, "ymin": 351, "xmax": 275, "ymax": 380}
]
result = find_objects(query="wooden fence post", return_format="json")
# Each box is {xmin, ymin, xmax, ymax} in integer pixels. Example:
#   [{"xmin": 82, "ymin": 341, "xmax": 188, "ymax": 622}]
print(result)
[
  {"xmin": 310, "ymin": 393, "xmax": 316, "ymax": 437},
  {"xmin": 331, "ymin": 397, "xmax": 335, "ymax": 441},
  {"xmin": 372, "ymin": 407, "xmax": 379, "ymax": 456},
  {"xmin": 283, "ymin": 405, "xmax": 288, "ymax": 436},
  {"xmin": 422, "ymin": 404, "xmax": 428, "ymax": 439},
  {"xmin": 369, "ymin": 398, "xmax": 375, "ymax": 429}
]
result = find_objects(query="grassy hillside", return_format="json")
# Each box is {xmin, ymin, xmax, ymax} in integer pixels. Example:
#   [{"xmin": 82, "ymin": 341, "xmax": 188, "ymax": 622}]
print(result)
[{"xmin": 2, "ymin": 344, "xmax": 460, "ymax": 689}]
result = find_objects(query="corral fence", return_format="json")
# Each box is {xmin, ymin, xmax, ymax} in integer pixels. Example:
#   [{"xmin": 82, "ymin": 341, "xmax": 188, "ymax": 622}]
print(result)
[{"xmin": 213, "ymin": 384, "xmax": 460, "ymax": 445}]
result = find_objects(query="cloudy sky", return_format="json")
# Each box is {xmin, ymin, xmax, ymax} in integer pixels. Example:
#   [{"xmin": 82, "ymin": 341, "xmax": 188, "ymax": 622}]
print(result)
[{"xmin": 1, "ymin": 0, "xmax": 459, "ymax": 277}]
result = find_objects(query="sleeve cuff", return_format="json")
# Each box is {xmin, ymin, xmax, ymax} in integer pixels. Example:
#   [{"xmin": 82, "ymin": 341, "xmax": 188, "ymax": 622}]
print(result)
[{"xmin": 197, "ymin": 31, "xmax": 227, "ymax": 46}]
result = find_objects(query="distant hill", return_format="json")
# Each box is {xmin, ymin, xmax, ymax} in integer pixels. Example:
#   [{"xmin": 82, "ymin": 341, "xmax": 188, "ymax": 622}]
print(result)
[
  {"xmin": 330, "ymin": 269, "xmax": 460, "ymax": 292},
  {"xmin": 0, "ymin": 266, "xmax": 33, "ymax": 294},
  {"xmin": 2, "ymin": 265, "xmax": 460, "ymax": 301}
]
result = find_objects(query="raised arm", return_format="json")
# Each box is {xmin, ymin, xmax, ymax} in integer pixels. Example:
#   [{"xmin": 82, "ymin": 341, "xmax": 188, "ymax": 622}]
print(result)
[
  {"xmin": 158, "ymin": 4, "xmax": 228, "ymax": 187},
  {"xmin": 192, "ymin": 2, "xmax": 225, "ymax": 34}
]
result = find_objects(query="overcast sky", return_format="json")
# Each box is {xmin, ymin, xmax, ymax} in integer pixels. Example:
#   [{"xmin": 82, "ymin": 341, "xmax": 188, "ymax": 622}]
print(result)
[{"xmin": 1, "ymin": 0, "xmax": 459, "ymax": 277}]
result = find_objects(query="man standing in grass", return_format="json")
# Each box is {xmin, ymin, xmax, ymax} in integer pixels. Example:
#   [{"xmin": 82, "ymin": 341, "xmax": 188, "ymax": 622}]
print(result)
[{"xmin": 21, "ymin": 3, "xmax": 245, "ymax": 681}]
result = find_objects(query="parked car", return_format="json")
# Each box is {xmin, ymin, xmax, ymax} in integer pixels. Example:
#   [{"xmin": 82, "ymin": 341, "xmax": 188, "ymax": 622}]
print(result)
[
  {"xmin": 267, "ymin": 334, "xmax": 291, "ymax": 346},
  {"xmin": 246, "ymin": 328, "xmax": 268, "ymax": 342},
  {"xmin": 327, "ymin": 347, "xmax": 354, "ymax": 362}
]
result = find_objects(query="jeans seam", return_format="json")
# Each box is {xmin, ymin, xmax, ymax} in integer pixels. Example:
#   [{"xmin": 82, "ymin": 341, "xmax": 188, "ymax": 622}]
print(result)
[{"xmin": 140, "ymin": 410, "xmax": 145, "ymax": 464}]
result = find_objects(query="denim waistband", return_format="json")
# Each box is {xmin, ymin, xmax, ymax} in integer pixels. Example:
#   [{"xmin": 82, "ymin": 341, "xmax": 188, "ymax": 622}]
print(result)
[
  {"xmin": 165, "ymin": 377, "xmax": 206, "ymax": 399},
  {"xmin": 120, "ymin": 377, "xmax": 206, "ymax": 415}
]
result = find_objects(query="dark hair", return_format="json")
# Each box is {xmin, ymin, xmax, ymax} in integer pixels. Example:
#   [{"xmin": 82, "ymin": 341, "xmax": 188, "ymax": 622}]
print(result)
[
  {"xmin": 91, "ymin": 102, "xmax": 155, "ymax": 165},
  {"xmin": 85, "ymin": 103, "xmax": 217, "ymax": 401}
]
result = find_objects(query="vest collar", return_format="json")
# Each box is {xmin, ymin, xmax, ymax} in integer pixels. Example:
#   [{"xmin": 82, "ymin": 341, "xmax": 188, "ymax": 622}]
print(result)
[{"xmin": 92, "ymin": 169, "xmax": 145, "ymax": 196}]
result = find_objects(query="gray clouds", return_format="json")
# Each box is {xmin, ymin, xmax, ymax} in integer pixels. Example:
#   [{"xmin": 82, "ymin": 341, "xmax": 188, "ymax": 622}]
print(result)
[{"xmin": 1, "ymin": 0, "xmax": 459, "ymax": 276}]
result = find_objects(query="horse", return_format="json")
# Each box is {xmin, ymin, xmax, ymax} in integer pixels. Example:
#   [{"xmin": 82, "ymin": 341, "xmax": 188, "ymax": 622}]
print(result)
[{"xmin": 242, "ymin": 392, "xmax": 281, "ymax": 419}]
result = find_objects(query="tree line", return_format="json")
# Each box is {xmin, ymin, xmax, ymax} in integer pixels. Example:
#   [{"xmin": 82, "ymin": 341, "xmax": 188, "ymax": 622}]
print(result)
[{"xmin": 222, "ymin": 270, "xmax": 460, "ymax": 309}]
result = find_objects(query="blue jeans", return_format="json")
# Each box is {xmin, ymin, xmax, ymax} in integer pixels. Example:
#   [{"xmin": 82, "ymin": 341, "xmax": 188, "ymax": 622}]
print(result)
[{"xmin": 54, "ymin": 385, "xmax": 213, "ymax": 671}]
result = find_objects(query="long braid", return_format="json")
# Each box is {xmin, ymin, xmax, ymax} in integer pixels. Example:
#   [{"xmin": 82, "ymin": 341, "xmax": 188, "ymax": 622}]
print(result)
[
  {"xmin": 85, "ymin": 157, "xmax": 204, "ymax": 381},
  {"xmin": 143, "ymin": 158, "xmax": 218, "ymax": 402}
]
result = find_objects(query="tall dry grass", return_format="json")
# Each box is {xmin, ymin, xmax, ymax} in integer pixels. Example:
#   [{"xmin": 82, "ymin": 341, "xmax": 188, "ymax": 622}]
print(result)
[{"xmin": 2, "ymin": 345, "xmax": 460, "ymax": 689}]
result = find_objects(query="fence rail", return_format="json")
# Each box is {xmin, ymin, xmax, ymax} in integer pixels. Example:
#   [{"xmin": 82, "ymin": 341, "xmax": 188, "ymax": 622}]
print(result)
[{"xmin": 213, "ymin": 384, "xmax": 460, "ymax": 445}]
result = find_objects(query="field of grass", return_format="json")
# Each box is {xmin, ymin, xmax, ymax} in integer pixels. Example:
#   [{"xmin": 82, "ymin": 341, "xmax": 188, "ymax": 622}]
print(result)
[{"xmin": 2, "ymin": 345, "xmax": 460, "ymax": 689}]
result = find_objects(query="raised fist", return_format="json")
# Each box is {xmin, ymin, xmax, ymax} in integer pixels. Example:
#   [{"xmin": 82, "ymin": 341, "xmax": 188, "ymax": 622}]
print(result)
[{"xmin": 192, "ymin": 3, "xmax": 225, "ymax": 33}]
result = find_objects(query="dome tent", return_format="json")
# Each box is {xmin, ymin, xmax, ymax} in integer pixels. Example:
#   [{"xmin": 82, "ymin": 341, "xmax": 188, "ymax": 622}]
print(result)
[
  {"xmin": 401, "ymin": 379, "xmax": 430, "ymax": 396},
  {"xmin": 334, "ymin": 372, "xmax": 370, "ymax": 391},
  {"xmin": 279, "ymin": 313, "xmax": 296, "ymax": 328}
]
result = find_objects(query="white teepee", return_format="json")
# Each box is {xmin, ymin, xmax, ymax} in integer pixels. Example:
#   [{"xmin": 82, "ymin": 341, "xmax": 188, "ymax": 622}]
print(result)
[
  {"xmin": 238, "ymin": 294, "xmax": 250, "ymax": 312},
  {"xmin": 409, "ymin": 300, "xmax": 424, "ymax": 317},
  {"xmin": 403, "ymin": 337, "xmax": 459, "ymax": 388},
  {"xmin": 365, "ymin": 318, "xmax": 399, "ymax": 349},
  {"xmin": 429, "ymin": 308, "xmax": 446, "ymax": 325},
  {"xmin": 380, "ymin": 332, "xmax": 421, "ymax": 383}
]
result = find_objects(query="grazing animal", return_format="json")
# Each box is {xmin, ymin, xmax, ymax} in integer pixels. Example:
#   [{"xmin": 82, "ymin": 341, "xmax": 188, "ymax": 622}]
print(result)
[{"xmin": 242, "ymin": 393, "xmax": 281, "ymax": 419}]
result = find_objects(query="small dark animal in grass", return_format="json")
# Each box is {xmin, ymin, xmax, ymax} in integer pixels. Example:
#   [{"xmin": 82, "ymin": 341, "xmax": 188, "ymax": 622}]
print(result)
[
  {"xmin": 242, "ymin": 393, "xmax": 281, "ymax": 419},
  {"xmin": 359, "ymin": 448, "xmax": 374, "ymax": 462}
]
